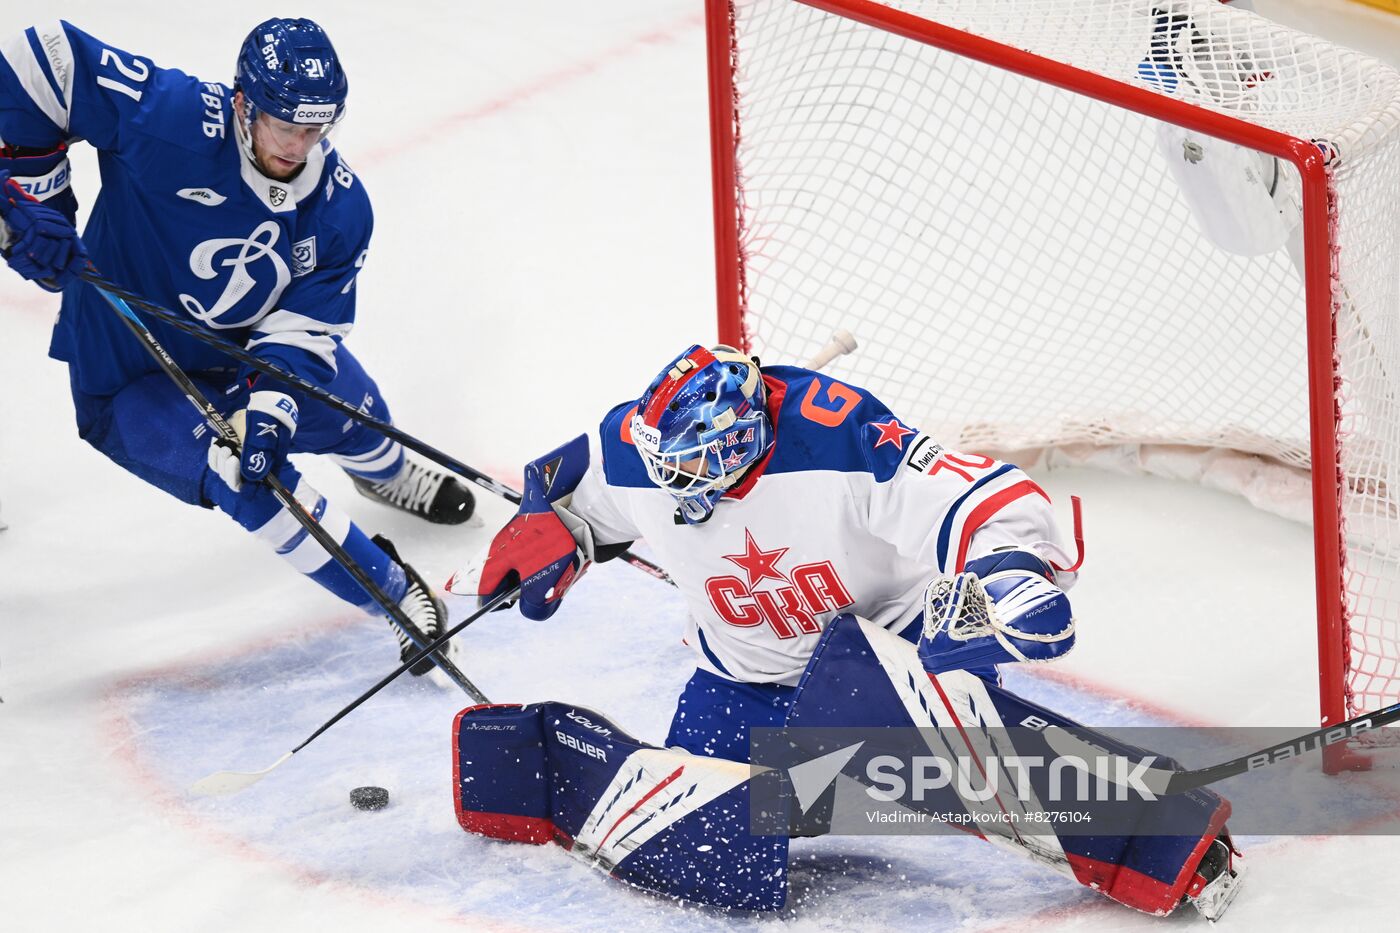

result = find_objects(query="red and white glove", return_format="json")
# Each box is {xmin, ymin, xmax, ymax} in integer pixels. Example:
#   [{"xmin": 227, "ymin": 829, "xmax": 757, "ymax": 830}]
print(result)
[
  {"xmin": 446, "ymin": 505, "xmax": 594, "ymax": 621},
  {"xmin": 443, "ymin": 433, "xmax": 596, "ymax": 621}
]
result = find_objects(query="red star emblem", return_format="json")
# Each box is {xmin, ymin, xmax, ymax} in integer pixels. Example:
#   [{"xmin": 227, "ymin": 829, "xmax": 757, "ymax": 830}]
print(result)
[
  {"xmin": 722, "ymin": 530, "xmax": 790, "ymax": 588},
  {"xmin": 721, "ymin": 450, "xmax": 745, "ymax": 470},
  {"xmin": 871, "ymin": 418, "xmax": 915, "ymax": 450}
]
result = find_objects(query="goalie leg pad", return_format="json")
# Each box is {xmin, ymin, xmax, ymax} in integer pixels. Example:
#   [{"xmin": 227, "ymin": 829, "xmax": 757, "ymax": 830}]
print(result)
[
  {"xmin": 789, "ymin": 616, "xmax": 1237, "ymax": 918},
  {"xmin": 453, "ymin": 701, "xmax": 789, "ymax": 911}
]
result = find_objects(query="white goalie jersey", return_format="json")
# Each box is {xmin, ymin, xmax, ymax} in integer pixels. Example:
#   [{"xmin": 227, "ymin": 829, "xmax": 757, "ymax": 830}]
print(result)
[{"xmin": 556, "ymin": 366, "xmax": 1078, "ymax": 686}]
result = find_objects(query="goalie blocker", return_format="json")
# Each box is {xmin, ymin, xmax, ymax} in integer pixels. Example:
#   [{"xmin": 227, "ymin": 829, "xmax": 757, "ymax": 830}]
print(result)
[{"xmin": 453, "ymin": 618, "xmax": 1242, "ymax": 919}]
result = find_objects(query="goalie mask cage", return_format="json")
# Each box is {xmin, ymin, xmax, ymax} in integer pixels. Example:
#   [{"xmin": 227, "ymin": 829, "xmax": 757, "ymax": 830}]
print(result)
[{"xmin": 705, "ymin": 0, "xmax": 1400, "ymax": 761}]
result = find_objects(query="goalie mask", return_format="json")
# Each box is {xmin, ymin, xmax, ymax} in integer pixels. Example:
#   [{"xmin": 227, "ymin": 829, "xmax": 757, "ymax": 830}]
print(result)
[{"xmin": 632, "ymin": 345, "xmax": 774, "ymax": 525}]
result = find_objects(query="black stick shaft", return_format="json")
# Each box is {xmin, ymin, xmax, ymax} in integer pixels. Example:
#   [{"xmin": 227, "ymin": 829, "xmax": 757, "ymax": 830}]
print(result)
[
  {"xmin": 75, "ymin": 269, "xmax": 676, "ymax": 588},
  {"xmin": 1163, "ymin": 700, "xmax": 1400, "ymax": 794},
  {"xmin": 1050, "ymin": 699, "xmax": 1400, "ymax": 795},
  {"xmin": 291, "ymin": 585, "xmax": 518, "ymax": 755},
  {"xmin": 92, "ymin": 281, "xmax": 489, "ymax": 703}
]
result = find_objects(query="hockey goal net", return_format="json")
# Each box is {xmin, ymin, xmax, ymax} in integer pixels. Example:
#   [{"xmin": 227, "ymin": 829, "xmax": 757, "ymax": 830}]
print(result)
[{"xmin": 706, "ymin": 0, "xmax": 1400, "ymax": 747}]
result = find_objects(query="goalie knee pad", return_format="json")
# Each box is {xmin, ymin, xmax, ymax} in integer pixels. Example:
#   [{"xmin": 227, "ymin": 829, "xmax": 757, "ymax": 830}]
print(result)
[{"xmin": 919, "ymin": 548, "xmax": 1075, "ymax": 674}]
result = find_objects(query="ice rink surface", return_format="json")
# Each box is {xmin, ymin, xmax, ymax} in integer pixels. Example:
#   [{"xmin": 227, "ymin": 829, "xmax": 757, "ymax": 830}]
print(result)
[{"xmin": 3, "ymin": 2, "xmax": 1400, "ymax": 930}]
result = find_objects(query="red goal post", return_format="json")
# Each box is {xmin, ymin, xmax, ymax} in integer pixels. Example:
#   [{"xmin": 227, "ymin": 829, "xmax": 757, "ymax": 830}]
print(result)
[{"xmin": 706, "ymin": 0, "xmax": 1400, "ymax": 761}]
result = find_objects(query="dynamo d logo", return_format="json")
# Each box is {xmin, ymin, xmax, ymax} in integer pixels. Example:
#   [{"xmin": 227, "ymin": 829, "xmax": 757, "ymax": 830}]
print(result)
[
  {"xmin": 179, "ymin": 221, "xmax": 291, "ymax": 329},
  {"xmin": 291, "ymin": 236, "xmax": 317, "ymax": 277}
]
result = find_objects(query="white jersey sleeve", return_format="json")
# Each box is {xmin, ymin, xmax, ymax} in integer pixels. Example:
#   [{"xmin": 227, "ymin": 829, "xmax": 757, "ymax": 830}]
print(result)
[
  {"xmin": 869, "ymin": 432, "xmax": 1077, "ymax": 587},
  {"xmin": 566, "ymin": 435, "xmax": 646, "ymax": 548}
]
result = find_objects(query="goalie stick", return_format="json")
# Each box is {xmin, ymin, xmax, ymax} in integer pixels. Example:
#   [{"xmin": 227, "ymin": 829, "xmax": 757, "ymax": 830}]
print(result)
[
  {"xmin": 191, "ymin": 583, "xmax": 521, "ymax": 796},
  {"xmin": 89, "ymin": 278, "xmax": 488, "ymax": 704},
  {"xmin": 1040, "ymin": 699, "xmax": 1400, "ymax": 796}
]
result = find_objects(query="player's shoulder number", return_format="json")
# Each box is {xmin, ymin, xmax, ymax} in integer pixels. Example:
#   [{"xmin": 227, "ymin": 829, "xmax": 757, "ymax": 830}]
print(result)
[
  {"xmin": 96, "ymin": 47, "xmax": 150, "ymax": 102},
  {"xmin": 93, "ymin": 47, "xmax": 234, "ymax": 144},
  {"xmin": 905, "ymin": 434, "xmax": 995, "ymax": 483}
]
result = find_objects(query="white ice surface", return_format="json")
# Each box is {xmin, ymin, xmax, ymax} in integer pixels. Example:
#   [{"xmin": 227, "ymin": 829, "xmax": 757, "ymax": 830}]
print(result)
[{"xmin": 3, "ymin": 2, "xmax": 1400, "ymax": 931}]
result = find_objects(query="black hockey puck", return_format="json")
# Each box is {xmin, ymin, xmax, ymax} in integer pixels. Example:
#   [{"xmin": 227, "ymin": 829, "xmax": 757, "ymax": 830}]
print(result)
[{"xmin": 350, "ymin": 786, "xmax": 390, "ymax": 811}]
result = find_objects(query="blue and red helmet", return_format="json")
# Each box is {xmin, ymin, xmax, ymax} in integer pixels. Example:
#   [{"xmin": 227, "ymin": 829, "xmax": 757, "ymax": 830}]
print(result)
[
  {"xmin": 234, "ymin": 18, "xmax": 347, "ymax": 130},
  {"xmin": 632, "ymin": 345, "xmax": 774, "ymax": 524}
]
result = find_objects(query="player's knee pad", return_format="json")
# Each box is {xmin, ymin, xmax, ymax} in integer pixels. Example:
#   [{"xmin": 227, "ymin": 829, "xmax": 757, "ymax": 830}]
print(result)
[{"xmin": 920, "ymin": 548, "xmax": 1075, "ymax": 674}]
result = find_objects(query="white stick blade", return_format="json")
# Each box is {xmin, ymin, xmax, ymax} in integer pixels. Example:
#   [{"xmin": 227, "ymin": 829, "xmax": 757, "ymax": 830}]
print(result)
[{"xmin": 189, "ymin": 752, "xmax": 292, "ymax": 796}]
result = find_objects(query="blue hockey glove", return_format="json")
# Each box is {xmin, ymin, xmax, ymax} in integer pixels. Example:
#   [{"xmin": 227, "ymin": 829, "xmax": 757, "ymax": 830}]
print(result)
[
  {"xmin": 0, "ymin": 143, "xmax": 79, "ymax": 221},
  {"xmin": 918, "ymin": 548, "xmax": 1075, "ymax": 675},
  {"xmin": 207, "ymin": 387, "xmax": 299, "ymax": 491},
  {"xmin": 473, "ymin": 434, "xmax": 595, "ymax": 621},
  {"xmin": 0, "ymin": 164, "xmax": 86, "ymax": 292}
]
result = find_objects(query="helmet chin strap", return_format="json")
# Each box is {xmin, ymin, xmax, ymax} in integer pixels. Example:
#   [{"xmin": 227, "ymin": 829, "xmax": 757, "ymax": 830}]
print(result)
[
  {"xmin": 233, "ymin": 96, "xmax": 259, "ymax": 166},
  {"xmin": 719, "ymin": 461, "xmax": 754, "ymax": 490}
]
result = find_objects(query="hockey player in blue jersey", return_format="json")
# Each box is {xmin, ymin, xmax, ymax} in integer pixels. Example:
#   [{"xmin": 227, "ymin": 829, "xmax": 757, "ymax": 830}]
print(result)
[{"xmin": 0, "ymin": 19, "xmax": 474, "ymax": 673}]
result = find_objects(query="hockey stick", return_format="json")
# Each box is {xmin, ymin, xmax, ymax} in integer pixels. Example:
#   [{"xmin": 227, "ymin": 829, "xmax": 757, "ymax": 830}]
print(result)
[
  {"xmin": 1040, "ymin": 700, "xmax": 1400, "ymax": 796},
  {"xmin": 76, "ymin": 269, "xmax": 860, "ymax": 588},
  {"xmin": 89, "ymin": 279, "xmax": 488, "ymax": 703},
  {"xmin": 73, "ymin": 268, "xmax": 676, "ymax": 587},
  {"xmin": 190, "ymin": 584, "xmax": 520, "ymax": 797}
]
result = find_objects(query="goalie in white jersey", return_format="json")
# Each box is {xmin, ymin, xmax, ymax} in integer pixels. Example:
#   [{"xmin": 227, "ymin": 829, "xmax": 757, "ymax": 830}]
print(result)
[{"xmin": 447, "ymin": 344, "xmax": 1081, "ymax": 760}]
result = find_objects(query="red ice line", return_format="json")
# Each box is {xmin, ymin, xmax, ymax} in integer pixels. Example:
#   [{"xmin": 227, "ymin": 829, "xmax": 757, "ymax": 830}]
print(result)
[{"xmin": 359, "ymin": 12, "xmax": 704, "ymax": 170}]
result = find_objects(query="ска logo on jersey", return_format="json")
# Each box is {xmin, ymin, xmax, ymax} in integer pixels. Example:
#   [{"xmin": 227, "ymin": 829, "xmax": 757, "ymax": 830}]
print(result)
[{"xmin": 705, "ymin": 530, "xmax": 853, "ymax": 639}]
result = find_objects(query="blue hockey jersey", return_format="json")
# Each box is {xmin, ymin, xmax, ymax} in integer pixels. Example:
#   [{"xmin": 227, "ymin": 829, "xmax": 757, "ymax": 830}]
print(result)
[{"xmin": 0, "ymin": 21, "xmax": 371, "ymax": 395}]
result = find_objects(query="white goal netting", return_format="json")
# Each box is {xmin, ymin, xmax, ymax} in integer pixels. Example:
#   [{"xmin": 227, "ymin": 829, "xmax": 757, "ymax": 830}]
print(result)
[{"xmin": 713, "ymin": 0, "xmax": 1400, "ymax": 724}]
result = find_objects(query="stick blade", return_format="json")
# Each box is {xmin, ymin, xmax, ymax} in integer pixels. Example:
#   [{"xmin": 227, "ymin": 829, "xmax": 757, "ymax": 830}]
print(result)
[{"xmin": 189, "ymin": 752, "xmax": 292, "ymax": 796}]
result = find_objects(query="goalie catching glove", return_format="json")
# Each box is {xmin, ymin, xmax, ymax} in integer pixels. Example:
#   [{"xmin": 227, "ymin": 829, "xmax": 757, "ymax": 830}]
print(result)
[
  {"xmin": 918, "ymin": 547, "xmax": 1075, "ymax": 675},
  {"xmin": 450, "ymin": 434, "xmax": 596, "ymax": 621}
]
